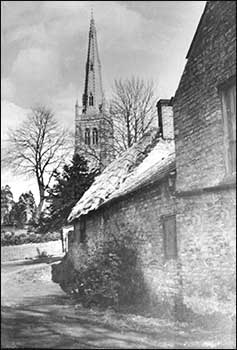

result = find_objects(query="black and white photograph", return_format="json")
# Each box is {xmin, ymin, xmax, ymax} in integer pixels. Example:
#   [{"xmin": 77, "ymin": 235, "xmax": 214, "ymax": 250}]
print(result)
[{"xmin": 1, "ymin": 1, "xmax": 236, "ymax": 348}]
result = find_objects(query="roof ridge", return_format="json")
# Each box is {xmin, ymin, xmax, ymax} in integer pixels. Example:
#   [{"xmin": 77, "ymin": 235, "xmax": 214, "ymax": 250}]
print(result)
[{"xmin": 68, "ymin": 128, "xmax": 167, "ymax": 222}]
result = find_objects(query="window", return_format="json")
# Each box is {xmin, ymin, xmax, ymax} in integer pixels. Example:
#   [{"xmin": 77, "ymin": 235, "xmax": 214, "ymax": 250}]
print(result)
[
  {"xmin": 85, "ymin": 128, "xmax": 90, "ymax": 145},
  {"xmin": 162, "ymin": 215, "xmax": 177, "ymax": 260},
  {"xmin": 89, "ymin": 92, "xmax": 93, "ymax": 106},
  {"xmin": 168, "ymin": 171, "xmax": 176, "ymax": 192},
  {"xmin": 220, "ymin": 77, "xmax": 236, "ymax": 174},
  {"xmin": 92, "ymin": 128, "xmax": 98, "ymax": 145},
  {"xmin": 76, "ymin": 126, "xmax": 79, "ymax": 135},
  {"xmin": 90, "ymin": 63, "xmax": 93, "ymax": 71}
]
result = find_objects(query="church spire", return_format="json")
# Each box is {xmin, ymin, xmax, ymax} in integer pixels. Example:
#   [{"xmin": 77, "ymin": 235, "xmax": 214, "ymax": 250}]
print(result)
[
  {"xmin": 91, "ymin": 7, "xmax": 94, "ymax": 22},
  {"xmin": 82, "ymin": 11, "xmax": 104, "ymax": 113},
  {"xmin": 75, "ymin": 12, "xmax": 114, "ymax": 170}
]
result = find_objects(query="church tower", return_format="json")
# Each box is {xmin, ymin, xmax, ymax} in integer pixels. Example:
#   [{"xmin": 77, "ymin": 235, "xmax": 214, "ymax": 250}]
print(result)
[{"xmin": 75, "ymin": 11, "xmax": 114, "ymax": 170}]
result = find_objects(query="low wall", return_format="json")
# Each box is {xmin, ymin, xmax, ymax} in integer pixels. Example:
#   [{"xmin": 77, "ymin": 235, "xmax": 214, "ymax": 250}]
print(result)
[{"xmin": 1, "ymin": 240, "xmax": 63, "ymax": 263}]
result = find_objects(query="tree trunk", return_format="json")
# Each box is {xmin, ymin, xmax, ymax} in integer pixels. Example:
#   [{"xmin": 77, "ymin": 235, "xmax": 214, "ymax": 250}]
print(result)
[
  {"xmin": 36, "ymin": 184, "xmax": 45, "ymax": 220},
  {"xmin": 37, "ymin": 198, "xmax": 44, "ymax": 216}
]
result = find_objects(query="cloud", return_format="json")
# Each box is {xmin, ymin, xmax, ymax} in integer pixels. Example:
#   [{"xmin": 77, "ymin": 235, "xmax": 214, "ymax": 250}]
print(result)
[
  {"xmin": 1, "ymin": 168, "xmax": 39, "ymax": 203},
  {"xmin": 2, "ymin": 1, "xmax": 206, "ymax": 109},
  {"xmin": 6, "ymin": 22, "xmax": 48, "ymax": 47},
  {"xmin": 10, "ymin": 47, "xmax": 63, "ymax": 106},
  {"xmin": 0, "ymin": 100, "xmax": 38, "ymax": 202},
  {"xmin": 2, "ymin": 0, "xmax": 207, "ymax": 115},
  {"xmin": 1, "ymin": 1, "xmax": 206, "ymax": 201},
  {"xmin": 1, "ymin": 78, "xmax": 15, "ymax": 101},
  {"xmin": 51, "ymin": 83, "xmax": 77, "ymax": 130},
  {"xmin": 12, "ymin": 48, "xmax": 57, "ymax": 80},
  {"xmin": 1, "ymin": 99, "xmax": 29, "ymax": 140}
]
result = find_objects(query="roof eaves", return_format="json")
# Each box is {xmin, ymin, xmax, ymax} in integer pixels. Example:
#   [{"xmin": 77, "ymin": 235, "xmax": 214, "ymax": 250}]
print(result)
[
  {"xmin": 67, "ymin": 129, "xmax": 160, "ymax": 222},
  {"xmin": 100, "ymin": 158, "xmax": 176, "ymax": 208}
]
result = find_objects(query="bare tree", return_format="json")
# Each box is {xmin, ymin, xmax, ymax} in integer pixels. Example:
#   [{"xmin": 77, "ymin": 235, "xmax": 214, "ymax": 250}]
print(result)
[
  {"xmin": 110, "ymin": 77, "xmax": 157, "ymax": 154},
  {"xmin": 73, "ymin": 77, "xmax": 157, "ymax": 169},
  {"xmin": 3, "ymin": 106, "xmax": 72, "ymax": 216}
]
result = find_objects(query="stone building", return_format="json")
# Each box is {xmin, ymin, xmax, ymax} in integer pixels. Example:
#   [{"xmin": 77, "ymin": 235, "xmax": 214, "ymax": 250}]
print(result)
[
  {"xmin": 173, "ymin": 0, "xmax": 236, "ymax": 316},
  {"xmin": 75, "ymin": 12, "xmax": 114, "ymax": 170},
  {"xmin": 68, "ymin": 102, "xmax": 178, "ymax": 309},
  {"xmin": 62, "ymin": 0, "xmax": 235, "ymax": 325}
]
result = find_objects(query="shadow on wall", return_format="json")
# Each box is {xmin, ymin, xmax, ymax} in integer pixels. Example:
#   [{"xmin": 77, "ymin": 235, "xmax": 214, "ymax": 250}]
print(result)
[{"xmin": 53, "ymin": 215, "xmax": 236, "ymax": 346}]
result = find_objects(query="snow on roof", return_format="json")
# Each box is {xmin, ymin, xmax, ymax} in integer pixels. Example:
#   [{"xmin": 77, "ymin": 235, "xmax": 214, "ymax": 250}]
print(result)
[
  {"xmin": 107, "ymin": 140, "xmax": 175, "ymax": 203},
  {"xmin": 68, "ymin": 128, "xmax": 175, "ymax": 222}
]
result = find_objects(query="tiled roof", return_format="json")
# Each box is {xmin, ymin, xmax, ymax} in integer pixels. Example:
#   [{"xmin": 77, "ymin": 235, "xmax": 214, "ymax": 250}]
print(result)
[{"xmin": 68, "ymin": 128, "xmax": 175, "ymax": 222}]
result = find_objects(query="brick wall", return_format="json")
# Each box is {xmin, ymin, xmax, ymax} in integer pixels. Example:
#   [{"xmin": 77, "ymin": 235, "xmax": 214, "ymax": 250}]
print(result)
[{"xmin": 173, "ymin": 1, "xmax": 236, "ymax": 191}]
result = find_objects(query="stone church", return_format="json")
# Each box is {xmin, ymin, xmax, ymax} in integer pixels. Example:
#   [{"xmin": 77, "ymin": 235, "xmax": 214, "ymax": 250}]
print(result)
[{"xmin": 74, "ymin": 12, "xmax": 114, "ymax": 170}]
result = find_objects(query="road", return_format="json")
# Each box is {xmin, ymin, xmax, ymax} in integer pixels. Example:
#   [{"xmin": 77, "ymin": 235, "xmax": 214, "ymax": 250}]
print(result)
[{"xmin": 1, "ymin": 258, "xmax": 235, "ymax": 349}]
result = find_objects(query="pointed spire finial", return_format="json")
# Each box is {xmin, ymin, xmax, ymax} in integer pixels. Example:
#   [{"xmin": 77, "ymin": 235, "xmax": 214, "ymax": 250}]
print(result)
[{"xmin": 90, "ymin": 7, "xmax": 94, "ymax": 23}]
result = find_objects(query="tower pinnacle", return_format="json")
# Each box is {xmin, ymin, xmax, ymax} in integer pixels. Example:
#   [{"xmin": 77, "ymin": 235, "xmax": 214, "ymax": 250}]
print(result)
[
  {"xmin": 82, "ymin": 11, "xmax": 104, "ymax": 114},
  {"xmin": 75, "ymin": 12, "xmax": 114, "ymax": 170}
]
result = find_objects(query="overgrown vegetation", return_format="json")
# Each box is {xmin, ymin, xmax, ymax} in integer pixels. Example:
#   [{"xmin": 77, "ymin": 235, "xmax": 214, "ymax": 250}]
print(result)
[
  {"xmin": 52, "ymin": 236, "xmax": 149, "ymax": 310},
  {"xmin": 39, "ymin": 154, "xmax": 99, "ymax": 233},
  {"xmin": 1, "ymin": 186, "xmax": 37, "ymax": 228},
  {"xmin": 35, "ymin": 247, "xmax": 52, "ymax": 260},
  {"xmin": 10, "ymin": 191, "xmax": 37, "ymax": 228},
  {"xmin": 1, "ymin": 231, "xmax": 60, "ymax": 246}
]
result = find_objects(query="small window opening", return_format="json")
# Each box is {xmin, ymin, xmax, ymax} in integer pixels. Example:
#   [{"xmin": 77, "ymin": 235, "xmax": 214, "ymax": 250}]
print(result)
[
  {"xmin": 89, "ymin": 93, "xmax": 94, "ymax": 106},
  {"xmin": 85, "ymin": 128, "xmax": 90, "ymax": 145},
  {"xmin": 162, "ymin": 215, "xmax": 177, "ymax": 260},
  {"xmin": 92, "ymin": 128, "xmax": 98, "ymax": 145}
]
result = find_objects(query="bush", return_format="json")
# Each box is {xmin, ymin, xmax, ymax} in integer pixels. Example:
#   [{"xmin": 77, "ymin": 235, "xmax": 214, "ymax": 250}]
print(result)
[
  {"xmin": 1, "ymin": 230, "xmax": 61, "ymax": 246},
  {"xmin": 52, "ymin": 254, "xmax": 77, "ymax": 294},
  {"xmin": 52, "ymin": 236, "xmax": 149, "ymax": 309}
]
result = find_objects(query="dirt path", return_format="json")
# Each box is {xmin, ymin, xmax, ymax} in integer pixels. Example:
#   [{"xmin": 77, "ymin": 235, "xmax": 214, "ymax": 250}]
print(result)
[
  {"xmin": 1, "ymin": 260, "xmax": 235, "ymax": 349},
  {"xmin": 1, "ymin": 261, "xmax": 166, "ymax": 349},
  {"xmin": 1, "ymin": 260, "xmax": 170, "ymax": 349}
]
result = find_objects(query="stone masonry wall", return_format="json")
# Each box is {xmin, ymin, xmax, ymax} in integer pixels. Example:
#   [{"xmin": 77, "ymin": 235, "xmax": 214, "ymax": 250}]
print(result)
[
  {"xmin": 173, "ymin": 1, "xmax": 236, "ymax": 191},
  {"xmin": 161, "ymin": 105, "xmax": 174, "ymax": 140},
  {"xmin": 70, "ymin": 179, "xmax": 179, "ymax": 308},
  {"xmin": 157, "ymin": 99, "xmax": 174, "ymax": 140},
  {"xmin": 68, "ymin": 2, "xmax": 236, "ymax": 321},
  {"xmin": 71, "ymin": 180, "xmax": 236, "ymax": 317},
  {"xmin": 177, "ymin": 189, "xmax": 236, "ymax": 317},
  {"xmin": 75, "ymin": 112, "xmax": 114, "ymax": 170},
  {"xmin": 172, "ymin": 0, "xmax": 236, "ymax": 319}
]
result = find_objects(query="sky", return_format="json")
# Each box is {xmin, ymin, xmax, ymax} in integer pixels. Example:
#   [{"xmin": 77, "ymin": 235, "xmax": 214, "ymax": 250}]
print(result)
[{"xmin": 1, "ymin": 0, "xmax": 206, "ymax": 203}]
